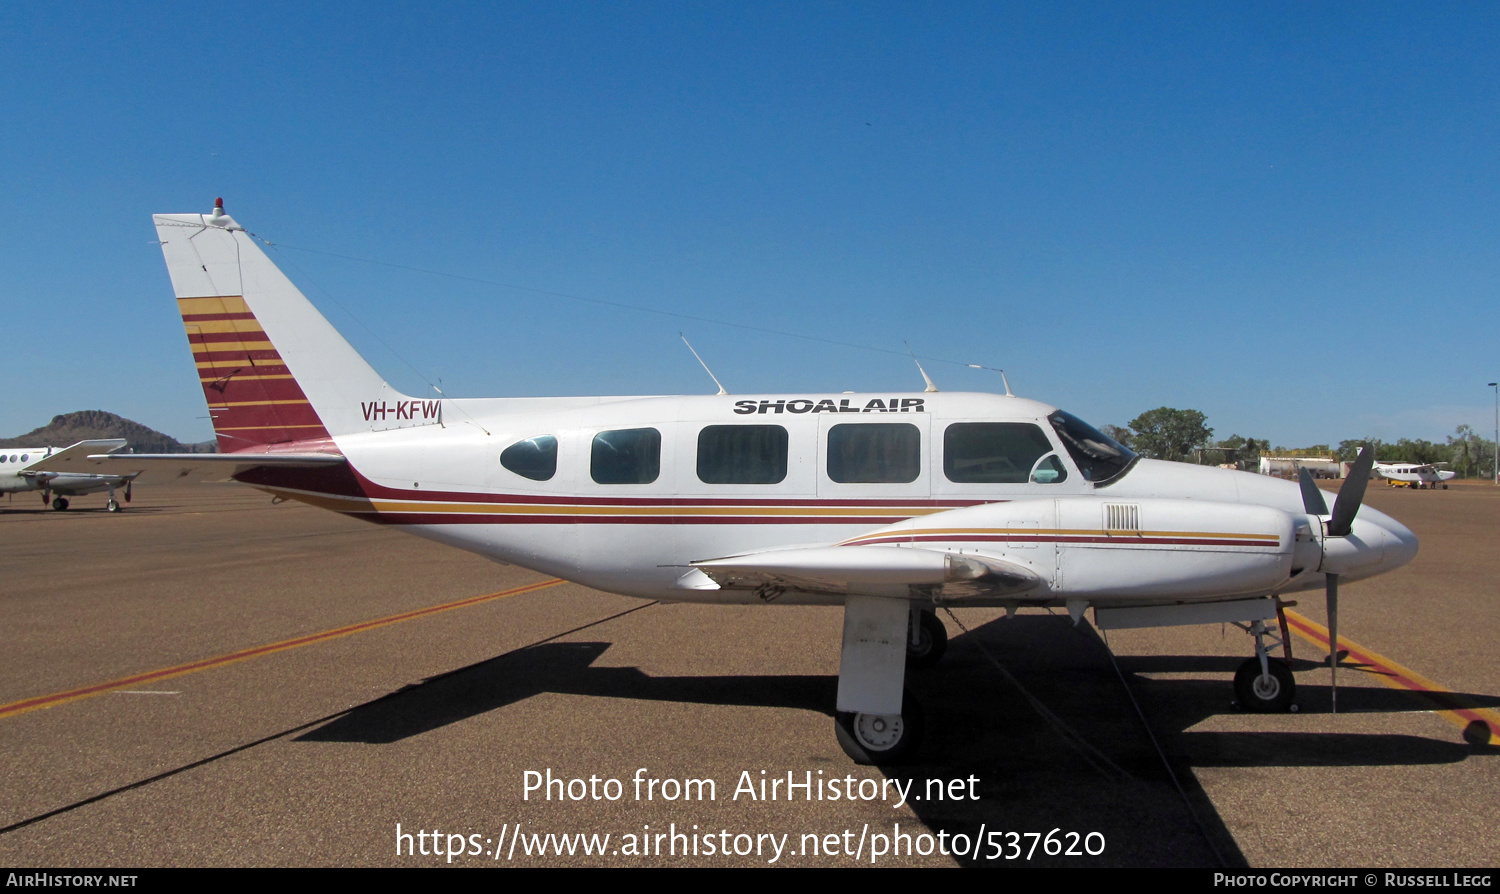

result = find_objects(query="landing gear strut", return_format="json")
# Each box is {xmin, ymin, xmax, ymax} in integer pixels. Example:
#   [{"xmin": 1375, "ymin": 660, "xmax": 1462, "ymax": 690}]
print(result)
[
  {"xmin": 835, "ymin": 595, "xmax": 925, "ymax": 764},
  {"xmin": 1233, "ymin": 617, "xmax": 1297, "ymax": 713},
  {"xmin": 906, "ymin": 607, "xmax": 948, "ymax": 668}
]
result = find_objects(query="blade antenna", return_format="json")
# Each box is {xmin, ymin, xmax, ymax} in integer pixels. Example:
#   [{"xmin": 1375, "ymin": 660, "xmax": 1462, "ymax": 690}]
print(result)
[
  {"xmin": 680, "ymin": 334, "xmax": 728, "ymax": 395},
  {"xmin": 966, "ymin": 363, "xmax": 1014, "ymax": 397},
  {"xmin": 904, "ymin": 342, "xmax": 939, "ymax": 393}
]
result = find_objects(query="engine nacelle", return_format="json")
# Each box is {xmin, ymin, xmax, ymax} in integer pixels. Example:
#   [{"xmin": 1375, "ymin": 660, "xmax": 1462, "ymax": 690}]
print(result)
[{"xmin": 849, "ymin": 497, "xmax": 1300, "ymax": 603}]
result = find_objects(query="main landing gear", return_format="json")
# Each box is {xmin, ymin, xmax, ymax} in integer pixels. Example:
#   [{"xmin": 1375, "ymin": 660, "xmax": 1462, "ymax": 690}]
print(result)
[
  {"xmin": 833, "ymin": 607, "xmax": 947, "ymax": 764},
  {"xmin": 833, "ymin": 595, "xmax": 928, "ymax": 764},
  {"xmin": 1234, "ymin": 615, "xmax": 1297, "ymax": 713},
  {"xmin": 51, "ymin": 496, "xmax": 70, "ymax": 511}
]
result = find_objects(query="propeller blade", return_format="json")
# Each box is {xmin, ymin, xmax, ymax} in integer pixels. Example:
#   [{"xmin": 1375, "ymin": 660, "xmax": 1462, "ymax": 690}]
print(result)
[
  {"xmin": 1327, "ymin": 572, "xmax": 1339, "ymax": 714},
  {"xmin": 1298, "ymin": 467, "xmax": 1329, "ymax": 516},
  {"xmin": 1329, "ymin": 446, "xmax": 1376, "ymax": 538}
]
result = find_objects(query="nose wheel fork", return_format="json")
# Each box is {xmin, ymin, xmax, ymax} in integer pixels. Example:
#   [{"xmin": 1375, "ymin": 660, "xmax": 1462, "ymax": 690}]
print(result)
[{"xmin": 1233, "ymin": 616, "xmax": 1297, "ymax": 713}]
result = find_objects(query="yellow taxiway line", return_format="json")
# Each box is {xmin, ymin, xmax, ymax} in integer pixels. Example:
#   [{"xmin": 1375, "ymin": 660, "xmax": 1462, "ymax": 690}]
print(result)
[
  {"xmin": 0, "ymin": 578, "xmax": 564, "ymax": 721},
  {"xmin": 1284, "ymin": 609, "xmax": 1497, "ymax": 746}
]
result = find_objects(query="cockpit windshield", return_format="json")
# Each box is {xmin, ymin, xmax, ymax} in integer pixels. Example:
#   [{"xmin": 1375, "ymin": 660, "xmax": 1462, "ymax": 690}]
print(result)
[{"xmin": 1047, "ymin": 410, "xmax": 1137, "ymax": 486}]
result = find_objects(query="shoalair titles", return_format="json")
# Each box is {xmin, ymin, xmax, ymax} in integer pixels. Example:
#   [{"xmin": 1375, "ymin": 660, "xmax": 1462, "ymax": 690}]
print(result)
[{"xmin": 733, "ymin": 398, "xmax": 926, "ymax": 415}]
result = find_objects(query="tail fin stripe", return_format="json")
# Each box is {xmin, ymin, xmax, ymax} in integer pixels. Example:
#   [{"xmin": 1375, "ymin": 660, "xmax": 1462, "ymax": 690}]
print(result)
[
  {"xmin": 188, "ymin": 321, "xmax": 271, "ymax": 336},
  {"xmin": 178, "ymin": 296, "xmax": 252, "ymax": 314},
  {"xmin": 183, "ymin": 316, "xmax": 259, "ymax": 327},
  {"xmin": 159, "ymin": 207, "xmax": 402, "ymax": 447},
  {"xmin": 216, "ymin": 424, "xmax": 328, "ymax": 432},
  {"xmin": 206, "ymin": 400, "xmax": 312, "ymax": 409},
  {"xmin": 200, "ymin": 374, "xmax": 295, "ymax": 383},
  {"xmin": 194, "ymin": 351, "xmax": 283, "ymax": 366}
]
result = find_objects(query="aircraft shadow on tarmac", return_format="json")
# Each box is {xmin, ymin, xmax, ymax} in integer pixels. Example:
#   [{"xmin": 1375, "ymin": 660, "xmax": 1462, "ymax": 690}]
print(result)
[{"xmin": 295, "ymin": 614, "xmax": 1496, "ymax": 867}]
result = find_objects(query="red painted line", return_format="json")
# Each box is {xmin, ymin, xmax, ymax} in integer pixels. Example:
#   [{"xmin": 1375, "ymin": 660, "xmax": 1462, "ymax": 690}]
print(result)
[{"xmin": 0, "ymin": 578, "xmax": 564, "ymax": 721}]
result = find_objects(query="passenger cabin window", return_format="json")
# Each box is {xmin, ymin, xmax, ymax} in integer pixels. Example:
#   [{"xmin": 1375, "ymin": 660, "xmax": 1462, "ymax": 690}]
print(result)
[
  {"xmin": 827, "ymin": 423, "xmax": 920, "ymax": 484},
  {"xmin": 591, "ymin": 428, "xmax": 661, "ymax": 485},
  {"xmin": 944, "ymin": 422, "xmax": 1064, "ymax": 484},
  {"xmin": 697, "ymin": 425, "xmax": 788, "ymax": 484},
  {"xmin": 500, "ymin": 435, "xmax": 558, "ymax": 481}
]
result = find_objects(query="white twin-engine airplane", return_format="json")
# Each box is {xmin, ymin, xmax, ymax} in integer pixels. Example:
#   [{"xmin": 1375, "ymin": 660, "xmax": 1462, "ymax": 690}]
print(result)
[
  {"xmin": 92, "ymin": 200, "xmax": 1418, "ymax": 763},
  {"xmin": 1374, "ymin": 462, "xmax": 1456, "ymax": 489},
  {"xmin": 0, "ymin": 440, "xmax": 136, "ymax": 511}
]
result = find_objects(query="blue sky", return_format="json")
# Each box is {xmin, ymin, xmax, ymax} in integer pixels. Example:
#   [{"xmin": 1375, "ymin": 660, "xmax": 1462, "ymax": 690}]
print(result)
[{"xmin": 2, "ymin": 2, "xmax": 1497, "ymax": 447}]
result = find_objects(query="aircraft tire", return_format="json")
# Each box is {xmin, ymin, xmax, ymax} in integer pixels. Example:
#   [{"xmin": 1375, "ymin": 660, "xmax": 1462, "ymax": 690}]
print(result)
[
  {"xmin": 1234, "ymin": 657, "xmax": 1295, "ymax": 713},
  {"xmin": 834, "ymin": 691, "xmax": 924, "ymax": 765},
  {"xmin": 907, "ymin": 610, "xmax": 948, "ymax": 669},
  {"xmin": 107, "ymin": 500, "xmax": 121, "ymax": 512},
  {"xmin": 51, "ymin": 497, "xmax": 69, "ymax": 511}
]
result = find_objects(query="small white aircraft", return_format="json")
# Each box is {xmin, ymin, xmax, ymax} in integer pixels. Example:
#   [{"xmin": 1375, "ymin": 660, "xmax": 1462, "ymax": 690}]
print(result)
[
  {"xmin": 1374, "ymin": 462, "xmax": 1456, "ymax": 489},
  {"xmin": 89, "ymin": 201, "xmax": 1419, "ymax": 762},
  {"xmin": 0, "ymin": 440, "xmax": 136, "ymax": 511}
]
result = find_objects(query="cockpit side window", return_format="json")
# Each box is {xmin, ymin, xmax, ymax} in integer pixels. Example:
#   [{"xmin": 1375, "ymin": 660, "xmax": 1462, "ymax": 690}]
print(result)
[
  {"xmin": 943, "ymin": 423, "xmax": 1059, "ymax": 484},
  {"xmin": 1047, "ymin": 410, "xmax": 1137, "ymax": 485}
]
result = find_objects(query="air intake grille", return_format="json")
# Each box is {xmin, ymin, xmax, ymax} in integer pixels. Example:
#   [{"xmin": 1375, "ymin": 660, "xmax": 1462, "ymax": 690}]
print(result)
[{"xmin": 1105, "ymin": 503, "xmax": 1141, "ymax": 533}]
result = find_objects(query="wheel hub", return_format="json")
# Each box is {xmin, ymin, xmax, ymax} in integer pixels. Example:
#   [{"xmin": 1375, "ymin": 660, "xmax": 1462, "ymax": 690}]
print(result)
[{"xmin": 854, "ymin": 713, "xmax": 903, "ymax": 750}]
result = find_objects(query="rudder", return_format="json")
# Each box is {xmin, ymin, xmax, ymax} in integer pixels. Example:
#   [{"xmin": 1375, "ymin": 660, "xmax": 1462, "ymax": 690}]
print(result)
[{"xmin": 156, "ymin": 200, "xmax": 416, "ymax": 450}]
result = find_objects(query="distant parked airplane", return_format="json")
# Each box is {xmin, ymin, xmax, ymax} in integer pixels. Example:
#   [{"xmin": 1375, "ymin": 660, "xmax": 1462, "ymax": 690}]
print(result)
[
  {"xmin": 1373, "ymin": 462, "xmax": 1456, "ymax": 489},
  {"xmin": 0, "ymin": 439, "xmax": 136, "ymax": 510}
]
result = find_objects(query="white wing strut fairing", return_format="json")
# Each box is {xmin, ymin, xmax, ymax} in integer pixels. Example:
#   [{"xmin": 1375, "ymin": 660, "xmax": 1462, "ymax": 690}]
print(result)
[{"xmin": 143, "ymin": 200, "xmax": 1421, "ymax": 763}]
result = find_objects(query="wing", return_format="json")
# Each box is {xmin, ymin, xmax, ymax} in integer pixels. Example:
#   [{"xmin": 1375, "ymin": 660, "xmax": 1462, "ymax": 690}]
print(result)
[
  {"xmin": 688, "ymin": 544, "xmax": 1042, "ymax": 601},
  {"xmin": 81, "ymin": 452, "xmax": 346, "ymax": 483},
  {"xmin": 25, "ymin": 440, "xmax": 128, "ymax": 472}
]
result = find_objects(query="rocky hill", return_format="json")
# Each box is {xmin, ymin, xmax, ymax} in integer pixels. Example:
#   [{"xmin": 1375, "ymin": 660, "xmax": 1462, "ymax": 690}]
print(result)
[{"xmin": 0, "ymin": 411, "xmax": 214, "ymax": 453}]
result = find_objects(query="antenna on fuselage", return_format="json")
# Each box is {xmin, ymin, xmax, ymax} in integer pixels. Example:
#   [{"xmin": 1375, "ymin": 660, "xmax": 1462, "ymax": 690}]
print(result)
[
  {"xmin": 680, "ymin": 333, "xmax": 728, "ymax": 395},
  {"xmin": 904, "ymin": 342, "xmax": 939, "ymax": 393},
  {"xmin": 966, "ymin": 363, "xmax": 1014, "ymax": 397}
]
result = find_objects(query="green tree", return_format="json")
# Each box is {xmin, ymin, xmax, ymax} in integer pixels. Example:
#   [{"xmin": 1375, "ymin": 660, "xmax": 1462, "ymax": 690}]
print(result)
[
  {"xmin": 1101, "ymin": 425, "xmax": 1134, "ymax": 450},
  {"xmin": 1448, "ymin": 426, "xmax": 1479, "ymax": 477},
  {"xmin": 1215, "ymin": 434, "xmax": 1266, "ymax": 470},
  {"xmin": 1128, "ymin": 408, "xmax": 1213, "ymax": 462}
]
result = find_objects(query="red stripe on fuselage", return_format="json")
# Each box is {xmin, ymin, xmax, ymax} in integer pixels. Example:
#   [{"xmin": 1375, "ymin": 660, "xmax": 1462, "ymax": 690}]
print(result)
[{"xmin": 231, "ymin": 462, "xmax": 993, "ymax": 525}]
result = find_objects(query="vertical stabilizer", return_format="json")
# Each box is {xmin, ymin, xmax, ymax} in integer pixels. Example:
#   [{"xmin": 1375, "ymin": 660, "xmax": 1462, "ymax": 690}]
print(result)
[{"xmin": 155, "ymin": 201, "xmax": 416, "ymax": 450}]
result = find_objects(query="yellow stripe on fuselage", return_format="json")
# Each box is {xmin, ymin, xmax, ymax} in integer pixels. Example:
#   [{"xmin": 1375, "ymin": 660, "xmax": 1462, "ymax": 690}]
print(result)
[
  {"xmin": 838, "ymin": 527, "xmax": 1280, "ymax": 545},
  {"xmin": 260, "ymin": 486, "xmax": 954, "ymax": 519}
]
